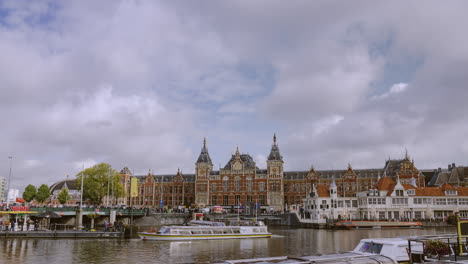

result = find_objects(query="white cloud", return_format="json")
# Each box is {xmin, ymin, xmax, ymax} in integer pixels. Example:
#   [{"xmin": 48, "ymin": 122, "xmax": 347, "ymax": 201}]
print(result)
[{"xmin": 372, "ymin": 83, "xmax": 408, "ymax": 100}]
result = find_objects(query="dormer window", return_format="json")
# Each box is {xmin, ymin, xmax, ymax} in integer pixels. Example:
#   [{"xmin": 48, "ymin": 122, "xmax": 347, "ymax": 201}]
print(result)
[
  {"xmin": 395, "ymin": 190, "xmax": 405, "ymax": 196},
  {"xmin": 445, "ymin": 189, "xmax": 457, "ymax": 196},
  {"xmin": 407, "ymin": 189, "xmax": 415, "ymax": 196}
]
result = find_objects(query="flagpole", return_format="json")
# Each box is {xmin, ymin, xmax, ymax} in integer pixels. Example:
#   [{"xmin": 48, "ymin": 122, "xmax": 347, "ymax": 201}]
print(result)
[{"xmin": 237, "ymin": 202, "xmax": 240, "ymax": 223}]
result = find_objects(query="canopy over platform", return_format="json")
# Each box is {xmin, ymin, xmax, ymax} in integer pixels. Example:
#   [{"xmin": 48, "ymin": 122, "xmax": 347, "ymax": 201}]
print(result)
[{"xmin": 0, "ymin": 211, "xmax": 38, "ymax": 214}]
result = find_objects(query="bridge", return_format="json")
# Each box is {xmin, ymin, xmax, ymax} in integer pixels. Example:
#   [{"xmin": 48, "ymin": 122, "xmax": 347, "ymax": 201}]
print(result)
[{"xmin": 29, "ymin": 207, "xmax": 146, "ymax": 217}]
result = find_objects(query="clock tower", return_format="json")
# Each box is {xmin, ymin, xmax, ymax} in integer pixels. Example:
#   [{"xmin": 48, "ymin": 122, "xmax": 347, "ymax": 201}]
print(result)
[
  {"xmin": 195, "ymin": 138, "xmax": 213, "ymax": 207},
  {"xmin": 266, "ymin": 134, "xmax": 284, "ymax": 211}
]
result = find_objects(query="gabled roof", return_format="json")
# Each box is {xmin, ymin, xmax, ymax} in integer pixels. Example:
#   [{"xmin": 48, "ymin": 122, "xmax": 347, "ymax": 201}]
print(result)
[
  {"xmin": 375, "ymin": 176, "xmax": 396, "ymax": 192},
  {"xmin": 316, "ymin": 184, "xmax": 330, "ymax": 197},
  {"xmin": 224, "ymin": 153, "xmax": 257, "ymax": 170}
]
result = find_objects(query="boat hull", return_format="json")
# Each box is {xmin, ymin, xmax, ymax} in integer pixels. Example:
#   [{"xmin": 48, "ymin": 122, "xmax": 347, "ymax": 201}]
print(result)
[{"xmin": 138, "ymin": 232, "xmax": 272, "ymax": 241}]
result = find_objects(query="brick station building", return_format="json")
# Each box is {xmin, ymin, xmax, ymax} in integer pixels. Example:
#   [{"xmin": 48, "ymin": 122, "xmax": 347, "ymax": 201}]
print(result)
[{"xmin": 120, "ymin": 135, "xmax": 427, "ymax": 212}]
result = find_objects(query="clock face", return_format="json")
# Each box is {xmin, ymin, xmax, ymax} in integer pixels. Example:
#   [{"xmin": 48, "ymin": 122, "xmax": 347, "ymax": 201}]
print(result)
[
  {"xmin": 273, "ymin": 168, "xmax": 277, "ymax": 173},
  {"xmin": 233, "ymin": 161, "xmax": 242, "ymax": 170}
]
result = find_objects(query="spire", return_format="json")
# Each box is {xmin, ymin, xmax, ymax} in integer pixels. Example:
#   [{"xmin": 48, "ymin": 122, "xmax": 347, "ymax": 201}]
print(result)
[
  {"xmin": 405, "ymin": 148, "xmax": 409, "ymax": 160},
  {"xmin": 196, "ymin": 138, "xmax": 213, "ymax": 165},
  {"xmin": 235, "ymin": 146, "xmax": 240, "ymax": 156},
  {"xmin": 268, "ymin": 133, "xmax": 283, "ymax": 161}
]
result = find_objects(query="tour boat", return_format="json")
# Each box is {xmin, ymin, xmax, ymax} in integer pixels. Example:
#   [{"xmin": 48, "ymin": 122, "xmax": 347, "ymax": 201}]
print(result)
[
  {"xmin": 138, "ymin": 221, "xmax": 272, "ymax": 241},
  {"xmin": 334, "ymin": 220, "xmax": 423, "ymax": 229}
]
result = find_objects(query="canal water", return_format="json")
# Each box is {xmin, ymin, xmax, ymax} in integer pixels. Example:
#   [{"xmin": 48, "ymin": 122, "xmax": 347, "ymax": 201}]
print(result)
[{"xmin": 0, "ymin": 226, "xmax": 456, "ymax": 264}]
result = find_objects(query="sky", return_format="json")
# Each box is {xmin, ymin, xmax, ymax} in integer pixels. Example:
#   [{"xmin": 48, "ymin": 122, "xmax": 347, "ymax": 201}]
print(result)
[{"xmin": 1, "ymin": 0, "xmax": 468, "ymax": 194}]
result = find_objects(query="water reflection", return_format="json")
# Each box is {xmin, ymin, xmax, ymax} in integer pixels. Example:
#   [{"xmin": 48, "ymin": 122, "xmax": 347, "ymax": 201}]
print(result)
[{"xmin": 0, "ymin": 227, "xmax": 456, "ymax": 264}]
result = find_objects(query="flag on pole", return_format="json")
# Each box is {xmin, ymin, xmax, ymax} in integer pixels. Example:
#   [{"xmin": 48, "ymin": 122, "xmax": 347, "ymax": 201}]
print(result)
[{"xmin": 130, "ymin": 177, "xmax": 138, "ymax": 197}]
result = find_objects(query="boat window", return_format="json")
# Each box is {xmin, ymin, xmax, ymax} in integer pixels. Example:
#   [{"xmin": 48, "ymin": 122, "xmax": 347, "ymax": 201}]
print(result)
[
  {"xmin": 202, "ymin": 230, "xmax": 211, "ymax": 234},
  {"xmin": 359, "ymin": 242, "xmax": 383, "ymax": 254},
  {"xmin": 191, "ymin": 230, "xmax": 202, "ymax": 234},
  {"xmin": 179, "ymin": 230, "xmax": 191, "ymax": 235},
  {"xmin": 158, "ymin": 227, "xmax": 170, "ymax": 234}
]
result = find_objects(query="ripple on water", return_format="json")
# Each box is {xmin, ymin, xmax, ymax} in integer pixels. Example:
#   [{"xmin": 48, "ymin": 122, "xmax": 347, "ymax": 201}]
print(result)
[{"xmin": 0, "ymin": 227, "xmax": 456, "ymax": 264}]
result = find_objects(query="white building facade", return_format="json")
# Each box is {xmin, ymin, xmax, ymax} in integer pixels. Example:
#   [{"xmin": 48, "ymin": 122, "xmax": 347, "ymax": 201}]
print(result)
[{"xmin": 303, "ymin": 176, "xmax": 468, "ymax": 223}]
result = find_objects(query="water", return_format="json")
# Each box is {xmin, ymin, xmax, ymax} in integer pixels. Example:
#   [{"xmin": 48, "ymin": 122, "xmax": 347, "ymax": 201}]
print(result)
[{"xmin": 0, "ymin": 227, "xmax": 456, "ymax": 264}]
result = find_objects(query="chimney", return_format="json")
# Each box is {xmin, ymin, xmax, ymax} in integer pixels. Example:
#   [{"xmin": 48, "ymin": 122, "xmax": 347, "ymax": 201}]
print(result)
[
  {"xmin": 452, "ymin": 163, "xmax": 456, "ymax": 169},
  {"xmin": 449, "ymin": 164, "xmax": 452, "ymax": 171},
  {"xmin": 438, "ymin": 167, "xmax": 442, "ymax": 173}
]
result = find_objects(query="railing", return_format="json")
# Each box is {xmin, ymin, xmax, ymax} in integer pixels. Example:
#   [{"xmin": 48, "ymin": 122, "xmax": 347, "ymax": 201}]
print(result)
[{"xmin": 29, "ymin": 207, "xmax": 146, "ymax": 216}]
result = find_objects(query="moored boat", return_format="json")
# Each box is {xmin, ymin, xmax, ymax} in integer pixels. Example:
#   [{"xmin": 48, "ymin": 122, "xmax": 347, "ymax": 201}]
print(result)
[
  {"xmin": 138, "ymin": 221, "xmax": 272, "ymax": 241},
  {"xmin": 215, "ymin": 237, "xmax": 424, "ymax": 264},
  {"xmin": 334, "ymin": 220, "xmax": 423, "ymax": 229}
]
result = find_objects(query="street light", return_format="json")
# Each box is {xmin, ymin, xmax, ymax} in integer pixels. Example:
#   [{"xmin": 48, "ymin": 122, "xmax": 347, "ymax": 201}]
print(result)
[{"xmin": 6, "ymin": 156, "xmax": 13, "ymax": 207}]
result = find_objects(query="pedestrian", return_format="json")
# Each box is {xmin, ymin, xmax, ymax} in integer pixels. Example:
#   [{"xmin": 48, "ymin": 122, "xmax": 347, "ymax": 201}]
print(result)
[
  {"xmin": 10, "ymin": 219, "xmax": 15, "ymax": 231},
  {"xmin": 0, "ymin": 218, "xmax": 3, "ymax": 231},
  {"xmin": 19, "ymin": 217, "xmax": 24, "ymax": 231},
  {"xmin": 103, "ymin": 219, "xmax": 108, "ymax": 232},
  {"xmin": 26, "ymin": 218, "xmax": 31, "ymax": 231},
  {"xmin": 5, "ymin": 218, "xmax": 10, "ymax": 231},
  {"xmin": 34, "ymin": 220, "xmax": 39, "ymax": 231}
]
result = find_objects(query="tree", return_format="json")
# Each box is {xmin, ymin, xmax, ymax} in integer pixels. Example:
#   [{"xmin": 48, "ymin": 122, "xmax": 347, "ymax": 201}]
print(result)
[
  {"xmin": 76, "ymin": 163, "xmax": 125, "ymax": 205},
  {"xmin": 36, "ymin": 184, "xmax": 51, "ymax": 203},
  {"xmin": 23, "ymin": 184, "xmax": 37, "ymax": 202},
  {"xmin": 58, "ymin": 188, "xmax": 71, "ymax": 205}
]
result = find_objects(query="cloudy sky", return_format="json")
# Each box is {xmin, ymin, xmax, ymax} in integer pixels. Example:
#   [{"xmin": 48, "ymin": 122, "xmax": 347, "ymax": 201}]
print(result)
[{"xmin": 1, "ymin": 1, "xmax": 468, "ymax": 193}]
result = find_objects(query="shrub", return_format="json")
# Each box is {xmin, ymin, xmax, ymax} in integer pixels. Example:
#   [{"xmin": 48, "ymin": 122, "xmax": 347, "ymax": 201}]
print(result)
[{"xmin": 424, "ymin": 240, "xmax": 451, "ymax": 256}]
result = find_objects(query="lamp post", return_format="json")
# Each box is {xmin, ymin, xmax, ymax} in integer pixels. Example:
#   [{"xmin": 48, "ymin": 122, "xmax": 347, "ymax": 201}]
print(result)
[{"xmin": 6, "ymin": 156, "xmax": 13, "ymax": 207}]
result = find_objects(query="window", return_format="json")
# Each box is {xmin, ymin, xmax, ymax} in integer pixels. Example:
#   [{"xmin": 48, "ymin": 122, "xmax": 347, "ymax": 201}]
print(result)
[
  {"xmin": 407, "ymin": 189, "xmax": 415, "ymax": 195},
  {"xmin": 459, "ymin": 199, "xmax": 468, "ymax": 205},
  {"xmin": 259, "ymin": 182, "xmax": 265, "ymax": 192},
  {"xmin": 395, "ymin": 190, "xmax": 404, "ymax": 196},
  {"xmin": 234, "ymin": 176, "xmax": 241, "ymax": 192},
  {"xmin": 223, "ymin": 176, "xmax": 229, "ymax": 192},
  {"xmin": 446, "ymin": 190, "xmax": 457, "ymax": 196},
  {"xmin": 247, "ymin": 195, "xmax": 252, "ymax": 203},
  {"xmin": 235, "ymin": 195, "xmax": 241, "ymax": 205},
  {"xmin": 211, "ymin": 183, "xmax": 216, "ymax": 193},
  {"xmin": 392, "ymin": 198, "xmax": 408, "ymax": 205},
  {"xmin": 448, "ymin": 198, "xmax": 457, "ymax": 205},
  {"xmin": 259, "ymin": 195, "xmax": 266, "ymax": 205},
  {"xmin": 435, "ymin": 199, "xmax": 447, "ymax": 205},
  {"xmin": 211, "ymin": 196, "xmax": 217, "ymax": 205},
  {"xmin": 246, "ymin": 177, "xmax": 253, "ymax": 192},
  {"xmin": 223, "ymin": 195, "xmax": 229, "ymax": 205}
]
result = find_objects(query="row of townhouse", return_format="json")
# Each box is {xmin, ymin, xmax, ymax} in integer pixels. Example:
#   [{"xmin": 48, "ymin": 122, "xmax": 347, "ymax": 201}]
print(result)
[{"xmin": 303, "ymin": 175, "xmax": 468, "ymax": 223}]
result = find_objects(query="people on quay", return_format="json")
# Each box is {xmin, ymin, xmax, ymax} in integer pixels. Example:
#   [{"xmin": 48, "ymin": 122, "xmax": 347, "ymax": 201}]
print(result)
[
  {"xmin": 103, "ymin": 219, "xmax": 108, "ymax": 232},
  {"xmin": 26, "ymin": 218, "xmax": 32, "ymax": 231},
  {"xmin": 5, "ymin": 218, "xmax": 10, "ymax": 231},
  {"xmin": 34, "ymin": 219, "xmax": 39, "ymax": 231},
  {"xmin": 10, "ymin": 218, "xmax": 15, "ymax": 231},
  {"xmin": 18, "ymin": 217, "xmax": 24, "ymax": 231},
  {"xmin": 0, "ymin": 218, "xmax": 3, "ymax": 231}
]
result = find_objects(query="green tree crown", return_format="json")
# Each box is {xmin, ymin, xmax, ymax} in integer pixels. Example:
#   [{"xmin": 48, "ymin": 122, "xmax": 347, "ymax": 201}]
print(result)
[
  {"xmin": 76, "ymin": 163, "xmax": 125, "ymax": 205},
  {"xmin": 23, "ymin": 184, "xmax": 37, "ymax": 202},
  {"xmin": 36, "ymin": 184, "xmax": 51, "ymax": 203},
  {"xmin": 58, "ymin": 188, "xmax": 71, "ymax": 205}
]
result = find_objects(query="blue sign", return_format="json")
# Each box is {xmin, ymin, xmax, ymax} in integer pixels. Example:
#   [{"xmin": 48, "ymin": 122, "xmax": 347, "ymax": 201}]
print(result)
[{"xmin": 160, "ymin": 200, "xmax": 164, "ymax": 208}]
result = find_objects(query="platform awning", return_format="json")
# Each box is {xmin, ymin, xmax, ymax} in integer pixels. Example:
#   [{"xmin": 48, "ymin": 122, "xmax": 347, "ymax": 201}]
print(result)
[{"xmin": 0, "ymin": 211, "xmax": 38, "ymax": 214}]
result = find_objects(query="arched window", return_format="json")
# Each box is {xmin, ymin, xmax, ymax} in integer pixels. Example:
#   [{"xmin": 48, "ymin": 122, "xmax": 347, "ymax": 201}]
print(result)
[
  {"xmin": 235, "ymin": 176, "xmax": 241, "ymax": 192},
  {"xmin": 246, "ymin": 176, "xmax": 253, "ymax": 192},
  {"xmin": 223, "ymin": 176, "xmax": 229, "ymax": 192}
]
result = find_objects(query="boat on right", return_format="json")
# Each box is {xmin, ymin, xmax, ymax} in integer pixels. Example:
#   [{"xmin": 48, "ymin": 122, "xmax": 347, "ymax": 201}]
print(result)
[{"xmin": 334, "ymin": 220, "xmax": 423, "ymax": 229}]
